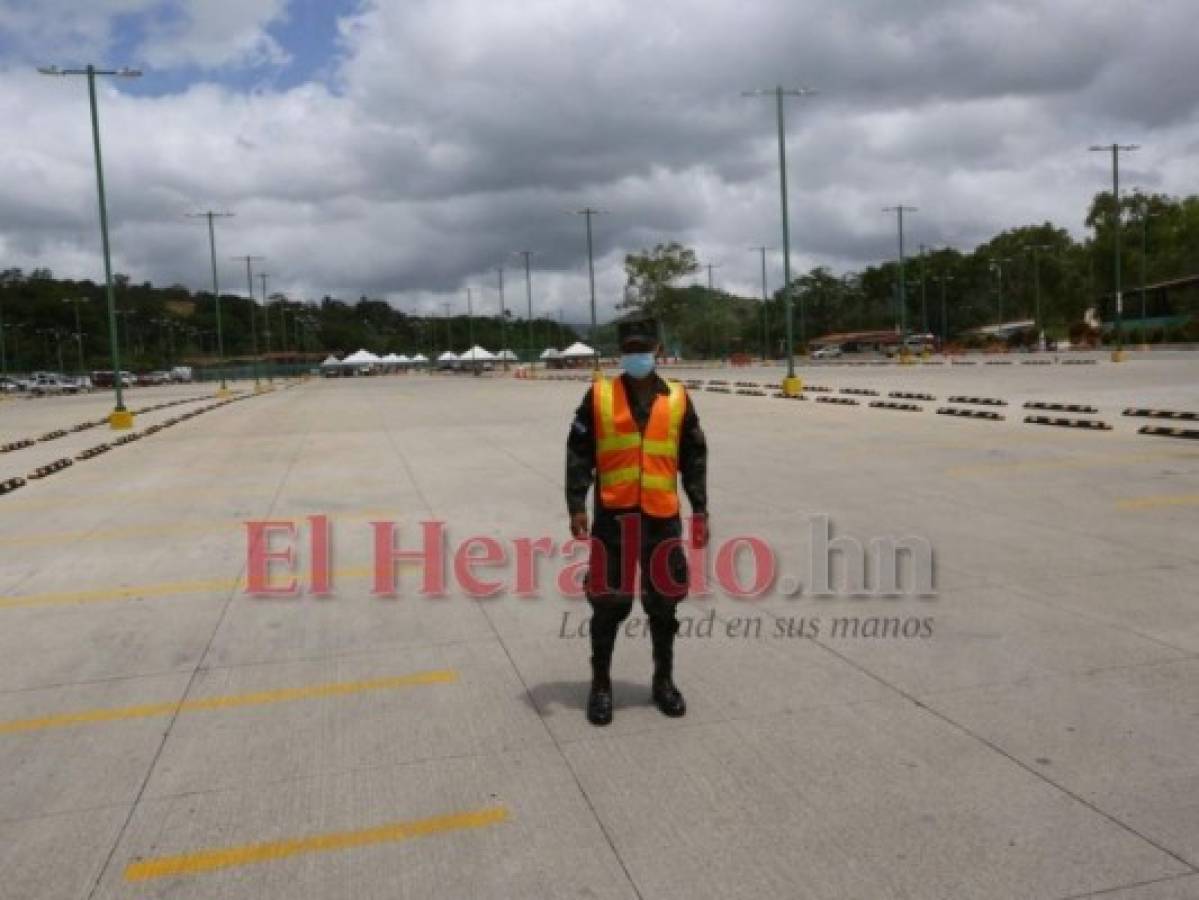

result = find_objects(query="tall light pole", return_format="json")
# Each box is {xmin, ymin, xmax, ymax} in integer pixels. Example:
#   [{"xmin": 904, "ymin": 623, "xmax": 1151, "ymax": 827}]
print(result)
[
  {"xmin": 1026, "ymin": 244, "xmax": 1053, "ymax": 347},
  {"xmin": 187, "ymin": 211, "xmax": 234, "ymax": 393},
  {"xmin": 39, "ymin": 64, "xmax": 141, "ymax": 427},
  {"xmin": 572, "ymin": 208, "xmax": 607, "ymax": 370},
  {"xmin": 277, "ymin": 293, "xmax": 289, "ymax": 356},
  {"xmin": 918, "ymin": 244, "xmax": 929, "ymax": 334},
  {"xmin": 988, "ymin": 257, "xmax": 1012, "ymax": 324},
  {"xmin": 704, "ymin": 262, "xmax": 721, "ymax": 359},
  {"xmin": 1089, "ymin": 142, "xmax": 1139, "ymax": 358},
  {"xmin": 496, "ymin": 265, "xmax": 508, "ymax": 370},
  {"xmin": 883, "ymin": 206, "xmax": 917, "ymax": 343},
  {"xmin": 743, "ymin": 85, "xmax": 816, "ymax": 394},
  {"xmin": 466, "ymin": 287, "xmax": 477, "ymax": 370},
  {"xmin": 514, "ymin": 250, "xmax": 535, "ymax": 360},
  {"xmin": 258, "ymin": 272, "xmax": 273, "ymax": 383},
  {"xmin": 749, "ymin": 246, "xmax": 773, "ymax": 360},
  {"xmin": 1137, "ymin": 197, "xmax": 1158, "ymax": 334},
  {"xmin": 62, "ymin": 297, "xmax": 85, "ymax": 373},
  {"xmin": 233, "ymin": 255, "xmax": 264, "ymax": 389},
  {"xmin": 932, "ymin": 274, "xmax": 955, "ymax": 345},
  {"xmin": 0, "ymin": 292, "xmax": 7, "ymax": 378}
]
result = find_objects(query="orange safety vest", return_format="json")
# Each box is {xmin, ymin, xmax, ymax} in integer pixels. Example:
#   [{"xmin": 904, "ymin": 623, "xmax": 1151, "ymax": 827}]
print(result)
[{"xmin": 593, "ymin": 376, "xmax": 686, "ymax": 517}]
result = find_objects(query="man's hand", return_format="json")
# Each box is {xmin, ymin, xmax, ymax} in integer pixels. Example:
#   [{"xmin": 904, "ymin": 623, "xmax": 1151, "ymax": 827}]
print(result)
[
  {"xmin": 690, "ymin": 513, "xmax": 709, "ymax": 549},
  {"xmin": 570, "ymin": 511, "xmax": 589, "ymax": 539}
]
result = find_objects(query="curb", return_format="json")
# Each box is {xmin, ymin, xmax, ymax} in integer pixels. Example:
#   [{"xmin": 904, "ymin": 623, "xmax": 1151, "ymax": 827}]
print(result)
[
  {"xmin": 27, "ymin": 457, "xmax": 74, "ymax": 480},
  {"xmin": 947, "ymin": 396, "xmax": 1007, "ymax": 407},
  {"xmin": 1138, "ymin": 426, "xmax": 1199, "ymax": 440},
  {"xmin": 0, "ymin": 477, "xmax": 25, "ymax": 495},
  {"xmin": 1024, "ymin": 402, "xmax": 1099, "ymax": 414},
  {"xmin": 869, "ymin": 401, "xmax": 922, "ymax": 412},
  {"xmin": 1024, "ymin": 415, "xmax": 1112, "ymax": 431},
  {"xmin": 1123, "ymin": 408, "xmax": 1199, "ymax": 422},
  {"xmin": 936, "ymin": 407, "xmax": 1004, "ymax": 421},
  {"xmin": 817, "ymin": 396, "xmax": 859, "ymax": 406}
]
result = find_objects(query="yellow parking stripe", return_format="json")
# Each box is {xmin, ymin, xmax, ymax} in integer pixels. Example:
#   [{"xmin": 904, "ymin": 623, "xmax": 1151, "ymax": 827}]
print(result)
[
  {"xmin": 0, "ymin": 509, "xmax": 400, "ymax": 548},
  {"xmin": 0, "ymin": 563, "xmax": 406, "ymax": 610},
  {"xmin": 124, "ymin": 805, "xmax": 509, "ymax": 881},
  {"xmin": 1116, "ymin": 493, "xmax": 1199, "ymax": 511},
  {"xmin": 0, "ymin": 669, "xmax": 457, "ymax": 735}
]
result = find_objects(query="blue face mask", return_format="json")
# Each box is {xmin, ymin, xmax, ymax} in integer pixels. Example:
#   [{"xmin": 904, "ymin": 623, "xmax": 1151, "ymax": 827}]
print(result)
[{"xmin": 621, "ymin": 352, "xmax": 656, "ymax": 379}]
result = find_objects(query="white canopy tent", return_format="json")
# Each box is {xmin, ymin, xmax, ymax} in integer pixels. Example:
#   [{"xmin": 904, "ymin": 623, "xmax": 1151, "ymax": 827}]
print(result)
[
  {"xmin": 496, "ymin": 349, "xmax": 518, "ymax": 361},
  {"xmin": 538, "ymin": 348, "xmax": 561, "ymax": 360},
  {"xmin": 342, "ymin": 349, "xmax": 381, "ymax": 366},
  {"xmin": 319, "ymin": 354, "xmax": 341, "ymax": 368},
  {"xmin": 436, "ymin": 351, "xmax": 459, "ymax": 367},
  {"xmin": 460, "ymin": 345, "xmax": 496, "ymax": 362},
  {"xmin": 560, "ymin": 342, "xmax": 596, "ymax": 359},
  {"xmin": 395, "ymin": 354, "xmax": 411, "ymax": 364},
  {"xmin": 411, "ymin": 353, "xmax": 429, "ymax": 365}
]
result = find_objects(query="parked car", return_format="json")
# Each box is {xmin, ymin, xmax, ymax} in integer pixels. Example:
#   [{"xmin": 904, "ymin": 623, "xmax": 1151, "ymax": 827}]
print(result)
[
  {"xmin": 811, "ymin": 344, "xmax": 843, "ymax": 359},
  {"xmin": 29, "ymin": 373, "xmax": 70, "ymax": 395},
  {"xmin": 170, "ymin": 366, "xmax": 193, "ymax": 383},
  {"xmin": 0, "ymin": 376, "xmax": 20, "ymax": 393}
]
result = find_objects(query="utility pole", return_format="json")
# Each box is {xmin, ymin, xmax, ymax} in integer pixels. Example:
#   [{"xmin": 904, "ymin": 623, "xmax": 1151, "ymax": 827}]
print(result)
[
  {"xmin": 749, "ymin": 246, "xmax": 772, "ymax": 360},
  {"xmin": 1138, "ymin": 197, "xmax": 1157, "ymax": 334},
  {"xmin": 258, "ymin": 273, "xmax": 273, "ymax": 382},
  {"xmin": 39, "ymin": 63, "xmax": 141, "ymax": 426},
  {"xmin": 466, "ymin": 288, "xmax": 477, "ymax": 370},
  {"xmin": 572, "ymin": 208, "xmax": 607, "ymax": 369},
  {"xmin": 918, "ymin": 244, "xmax": 929, "ymax": 334},
  {"xmin": 496, "ymin": 266, "xmax": 508, "ymax": 370},
  {"xmin": 441, "ymin": 301, "xmax": 453, "ymax": 349},
  {"xmin": 988, "ymin": 258, "xmax": 1012, "ymax": 324},
  {"xmin": 62, "ymin": 297, "xmax": 85, "ymax": 373},
  {"xmin": 233, "ymin": 255, "xmax": 264, "ymax": 388},
  {"xmin": 187, "ymin": 210, "xmax": 234, "ymax": 393},
  {"xmin": 1089, "ymin": 142, "xmax": 1139, "ymax": 358},
  {"xmin": 514, "ymin": 250, "xmax": 535, "ymax": 361},
  {"xmin": 883, "ymin": 206, "xmax": 917, "ymax": 343},
  {"xmin": 743, "ymin": 85, "xmax": 816, "ymax": 393},
  {"xmin": 0, "ymin": 293, "xmax": 7, "ymax": 378},
  {"xmin": 277, "ymin": 293, "xmax": 288, "ymax": 356},
  {"xmin": 704, "ymin": 262, "xmax": 721, "ymax": 359},
  {"xmin": 932, "ymin": 275, "xmax": 954, "ymax": 345},
  {"xmin": 1026, "ymin": 244, "xmax": 1053, "ymax": 347}
]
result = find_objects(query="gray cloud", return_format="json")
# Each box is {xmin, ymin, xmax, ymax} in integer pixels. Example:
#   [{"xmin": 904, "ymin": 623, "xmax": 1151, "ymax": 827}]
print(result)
[{"xmin": 1, "ymin": 0, "xmax": 1196, "ymax": 324}]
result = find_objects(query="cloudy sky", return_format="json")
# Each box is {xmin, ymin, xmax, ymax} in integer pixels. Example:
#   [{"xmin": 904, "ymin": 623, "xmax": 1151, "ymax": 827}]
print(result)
[{"xmin": 0, "ymin": 0, "xmax": 1195, "ymax": 322}]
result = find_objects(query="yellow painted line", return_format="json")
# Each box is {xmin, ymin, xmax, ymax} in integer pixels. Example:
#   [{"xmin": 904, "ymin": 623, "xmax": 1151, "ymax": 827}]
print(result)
[
  {"xmin": 1116, "ymin": 493, "xmax": 1199, "ymax": 511},
  {"xmin": 0, "ymin": 485, "xmax": 276, "ymax": 513},
  {"xmin": 0, "ymin": 669, "xmax": 457, "ymax": 735},
  {"xmin": 124, "ymin": 805, "xmax": 508, "ymax": 882},
  {"xmin": 0, "ymin": 509, "xmax": 400, "ymax": 548},
  {"xmin": 0, "ymin": 563, "xmax": 402, "ymax": 610},
  {"xmin": 947, "ymin": 449, "xmax": 1199, "ymax": 478}
]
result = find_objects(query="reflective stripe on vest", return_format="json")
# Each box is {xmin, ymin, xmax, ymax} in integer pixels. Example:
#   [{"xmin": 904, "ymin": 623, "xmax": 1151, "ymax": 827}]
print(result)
[{"xmin": 593, "ymin": 376, "xmax": 685, "ymax": 517}]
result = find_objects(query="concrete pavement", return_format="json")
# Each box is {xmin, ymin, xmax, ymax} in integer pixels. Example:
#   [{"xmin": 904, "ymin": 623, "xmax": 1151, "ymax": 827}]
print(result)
[{"xmin": 1, "ymin": 362, "xmax": 1198, "ymax": 899}]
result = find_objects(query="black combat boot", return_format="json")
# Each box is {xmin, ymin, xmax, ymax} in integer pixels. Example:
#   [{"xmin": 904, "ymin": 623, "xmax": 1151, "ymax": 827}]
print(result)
[
  {"xmin": 650, "ymin": 627, "xmax": 686, "ymax": 718},
  {"xmin": 587, "ymin": 645, "xmax": 614, "ymax": 726}
]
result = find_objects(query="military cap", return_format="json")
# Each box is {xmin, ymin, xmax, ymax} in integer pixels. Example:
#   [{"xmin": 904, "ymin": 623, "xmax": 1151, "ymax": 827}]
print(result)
[{"xmin": 617, "ymin": 317, "xmax": 660, "ymax": 352}]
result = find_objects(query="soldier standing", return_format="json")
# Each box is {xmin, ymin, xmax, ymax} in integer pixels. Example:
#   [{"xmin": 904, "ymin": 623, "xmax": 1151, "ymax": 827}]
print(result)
[{"xmin": 565, "ymin": 317, "xmax": 709, "ymax": 726}]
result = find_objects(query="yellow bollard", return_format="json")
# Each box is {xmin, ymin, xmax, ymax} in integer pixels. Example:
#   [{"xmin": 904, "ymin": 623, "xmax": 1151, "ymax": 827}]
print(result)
[
  {"xmin": 782, "ymin": 375, "xmax": 803, "ymax": 396},
  {"xmin": 108, "ymin": 409, "xmax": 134, "ymax": 430}
]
